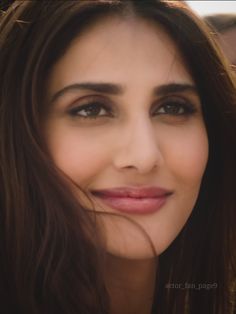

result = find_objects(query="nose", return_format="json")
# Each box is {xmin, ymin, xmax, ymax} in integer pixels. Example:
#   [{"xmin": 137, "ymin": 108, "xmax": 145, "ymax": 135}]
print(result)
[{"xmin": 113, "ymin": 117, "xmax": 164, "ymax": 174}]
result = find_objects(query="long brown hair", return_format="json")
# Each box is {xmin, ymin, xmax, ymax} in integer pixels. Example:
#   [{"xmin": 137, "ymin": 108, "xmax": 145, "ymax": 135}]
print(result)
[{"xmin": 0, "ymin": 1, "xmax": 235, "ymax": 313}]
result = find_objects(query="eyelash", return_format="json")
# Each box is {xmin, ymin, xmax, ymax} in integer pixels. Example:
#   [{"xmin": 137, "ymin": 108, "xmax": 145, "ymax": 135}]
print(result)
[
  {"xmin": 68, "ymin": 101, "xmax": 112, "ymax": 119},
  {"xmin": 67, "ymin": 98, "xmax": 197, "ymax": 120}
]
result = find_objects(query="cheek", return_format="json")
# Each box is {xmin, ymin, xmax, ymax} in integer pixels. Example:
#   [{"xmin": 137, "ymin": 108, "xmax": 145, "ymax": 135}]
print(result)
[
  {"xmin": 161, "ymin": 124, "xmax": 209, "ymax": 185},
  {"xmin": 46, "ymin": 125, "xmax": 110, "ymax": 185},
  {"xmin": 139, "ymin": 128, "xmax": 208, "ymax": 256}
]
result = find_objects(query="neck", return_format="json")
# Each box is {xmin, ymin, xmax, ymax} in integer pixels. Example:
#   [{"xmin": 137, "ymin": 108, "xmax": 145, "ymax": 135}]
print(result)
[{"xmin": 105, "ymin": 254, "xmax": 157, "ymax": 314}]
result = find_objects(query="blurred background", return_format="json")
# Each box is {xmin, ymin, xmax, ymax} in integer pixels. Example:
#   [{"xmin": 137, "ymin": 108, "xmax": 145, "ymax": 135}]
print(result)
[
  {"xmin": 187, "ymin": 1, "xmax": 236, "ymax": 15},
  {"xmin": 187, "ymin": 1, "xmax": 236, "ymax": 66}
]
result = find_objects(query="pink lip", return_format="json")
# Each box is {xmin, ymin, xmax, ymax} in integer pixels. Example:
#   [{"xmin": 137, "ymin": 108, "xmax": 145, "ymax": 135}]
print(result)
[{"xmin": 91, "ymin": 187, "xmax": 173, "ymax": 214}]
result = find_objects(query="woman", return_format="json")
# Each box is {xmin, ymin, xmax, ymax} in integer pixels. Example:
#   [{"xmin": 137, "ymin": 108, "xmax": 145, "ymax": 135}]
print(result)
[{"xmin": 0, "ymin": 1, "xmax": 235, "ymax": 313}]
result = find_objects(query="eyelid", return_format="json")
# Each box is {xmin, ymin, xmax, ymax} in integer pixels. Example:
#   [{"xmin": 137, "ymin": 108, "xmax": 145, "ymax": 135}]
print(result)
[
  {"xmin": 67, "ymin": 95, "xmax": 114, "ymax": 118},
  {"xmin": 156, "ymin": 94, "xmax": 200, "ymax": 107},
  {"xmin": 157, "ymin": 93, "xmax": 199, "ymax": 103},
  {"xmin": 68, "ymin": 94, "xmax": 113, "ymax": 108},
  {"xmin": 151, "ymin": 94, "xmax": 199, "ymax": 115}
]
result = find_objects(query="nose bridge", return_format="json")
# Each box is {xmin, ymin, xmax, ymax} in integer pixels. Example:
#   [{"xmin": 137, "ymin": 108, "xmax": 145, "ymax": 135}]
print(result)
[
  {"xmin": 129, "ymin": 116, "xmax": 157, "ymax": 150},
  {"xmin": 114, "ymin": 115, "xmax": 163, "ymax": 173}
]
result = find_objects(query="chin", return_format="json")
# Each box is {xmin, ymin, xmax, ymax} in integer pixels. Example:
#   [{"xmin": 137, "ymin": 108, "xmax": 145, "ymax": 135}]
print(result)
[{"xmin": 104, "ymin": 237, "xmax": 172, "ymax": 260}]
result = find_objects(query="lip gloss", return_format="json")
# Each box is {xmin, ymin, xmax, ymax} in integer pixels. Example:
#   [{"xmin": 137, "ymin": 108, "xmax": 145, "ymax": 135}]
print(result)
[{"xmin": 93, "ymin": 194, "xmax": 168, "ymax": 214}]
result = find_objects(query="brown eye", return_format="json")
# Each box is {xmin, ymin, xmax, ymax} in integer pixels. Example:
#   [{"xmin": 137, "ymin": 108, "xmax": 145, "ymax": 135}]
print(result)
[
  {"xmin": 155, "ymin": 99, "xmax": 197, "ymax": 116},
  {"xmin": 68, "ymin": 101, "xmax": 113, "ymax": 119}
]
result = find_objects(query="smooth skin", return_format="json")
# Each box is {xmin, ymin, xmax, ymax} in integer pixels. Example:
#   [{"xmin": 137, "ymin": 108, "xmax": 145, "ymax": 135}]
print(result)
[{"xmin": 44, "ymin": 16, "xmax": 209, "ymax": 314}]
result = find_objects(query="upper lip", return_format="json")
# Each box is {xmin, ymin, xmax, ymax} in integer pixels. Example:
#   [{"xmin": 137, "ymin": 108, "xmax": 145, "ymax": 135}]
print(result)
[{"xmin": 91, "ymin": 186, "xmax": 173, "ymax": 198}]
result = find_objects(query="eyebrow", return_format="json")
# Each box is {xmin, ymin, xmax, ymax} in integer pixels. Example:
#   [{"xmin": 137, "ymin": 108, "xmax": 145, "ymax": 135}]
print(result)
[{"xmin": 50, "ymin": 82, "xmax": 198, "ymax": 103}]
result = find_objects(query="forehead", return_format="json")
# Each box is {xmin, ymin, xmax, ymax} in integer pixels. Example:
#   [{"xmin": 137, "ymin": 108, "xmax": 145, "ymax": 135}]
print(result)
[{"xmin": 48, "ymin": 16, "xmax": 194, "ymax": 91}]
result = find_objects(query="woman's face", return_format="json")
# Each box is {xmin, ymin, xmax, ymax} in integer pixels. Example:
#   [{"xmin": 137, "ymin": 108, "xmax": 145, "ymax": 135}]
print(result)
[{"xmin": 44, "ymin": 16, "xmax": 208, "ymax": 259}]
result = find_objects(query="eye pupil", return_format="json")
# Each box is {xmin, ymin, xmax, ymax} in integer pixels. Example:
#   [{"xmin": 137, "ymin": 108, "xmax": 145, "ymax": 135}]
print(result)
[
  {"xmin": 165, "ymin": 103, "xmax": 183, "ymax": 114},
  {"xmin": 83, "ymin": 103, "xmax": 101, "ymax": 116}
]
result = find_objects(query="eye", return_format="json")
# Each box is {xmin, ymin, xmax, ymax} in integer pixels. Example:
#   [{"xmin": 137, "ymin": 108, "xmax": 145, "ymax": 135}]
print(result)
[
  {"xmin": 154, "ymin": 98, "xmax": 197, "ymax": 116},
  {"xmin": 68, "ymin": 101, "xmax": 113, "ymax": 119}
]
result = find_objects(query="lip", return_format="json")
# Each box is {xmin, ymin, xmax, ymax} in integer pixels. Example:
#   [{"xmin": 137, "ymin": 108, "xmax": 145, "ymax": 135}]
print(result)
[{"xmin": 90, "ymin": 187, "xmax": 173, "ymax": 214}]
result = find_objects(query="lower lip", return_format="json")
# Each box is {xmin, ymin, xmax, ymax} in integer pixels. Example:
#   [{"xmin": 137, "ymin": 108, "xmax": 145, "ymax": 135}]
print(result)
[{"xmin": 92, "ymin": 194, "xmax": 169, "ymax": 214}]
